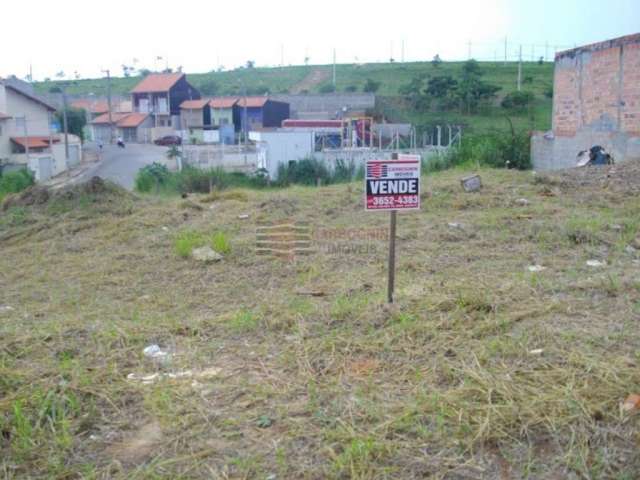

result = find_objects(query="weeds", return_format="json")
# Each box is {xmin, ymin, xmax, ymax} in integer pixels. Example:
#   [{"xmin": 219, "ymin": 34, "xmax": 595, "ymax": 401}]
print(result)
[
  {"xmin": 174, "ymin": 230, "xmax": 231, "ymax": 257},
  {"xmin": 0, "ymin": 168, "xmax": 35, "ymax": 203}
]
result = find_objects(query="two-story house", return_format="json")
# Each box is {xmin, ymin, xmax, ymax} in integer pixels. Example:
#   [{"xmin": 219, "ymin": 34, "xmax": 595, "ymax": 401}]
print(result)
[{"xmin": 131, "ymin": 73, "xmax": 200, "ymax": 129}]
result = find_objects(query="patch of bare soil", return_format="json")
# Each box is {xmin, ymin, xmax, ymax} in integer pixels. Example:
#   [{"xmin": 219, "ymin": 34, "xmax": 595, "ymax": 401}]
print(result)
[
  {"xmin": 543, "ymin": 160, "xmax": 640, "ymax": 195},
  {"xmin": 106, "ymin": 421, "xmax": 163, "ymax": 466},
  {"xmin": 290, "ymin": 68, "xmax": 331, "ymax": 94}
]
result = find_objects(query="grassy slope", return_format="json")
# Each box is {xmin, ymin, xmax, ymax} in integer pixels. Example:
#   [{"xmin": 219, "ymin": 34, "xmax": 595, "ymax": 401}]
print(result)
[
  {"xmin": 1, "ymin": 167, "xmax": 639, "ymax": 478},
  {"xmin": 34, "ymin": 61, "xmax": 554, "ymax": 134}
]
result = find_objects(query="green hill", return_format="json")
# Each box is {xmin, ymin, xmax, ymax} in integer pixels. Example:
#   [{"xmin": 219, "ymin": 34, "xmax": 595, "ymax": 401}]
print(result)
[{"xmin": 35, "ymin": 61, "xmax": 554, "ymax": 134}]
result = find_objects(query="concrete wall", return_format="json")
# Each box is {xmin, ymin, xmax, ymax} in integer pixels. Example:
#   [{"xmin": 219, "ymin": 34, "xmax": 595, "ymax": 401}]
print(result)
[
  {"xmin": 249, "ymin": 130, "xmax": 314, "ymax": 178},
  {"xmin": 533, "ymin": 33, "xmax": 640, "ymax": 170},
  {"xmin": 0, "ymin": 118, "xmax": 10, "ymax": 160},
  {"xmin": 270, "ymin": 93, "xmax": 375, "ymax": 120}
]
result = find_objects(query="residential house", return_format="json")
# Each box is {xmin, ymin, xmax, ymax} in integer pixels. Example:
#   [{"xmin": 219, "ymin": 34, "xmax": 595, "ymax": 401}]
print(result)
[
  {"xmin": 0, "ymin": 78, "xmax": 81, "ymax": 181},
  {"xmin": 180, "ymin": 99, "xmax": 212, "ymax": 142},
  {"xmin": 90, "ymin": 112, "xmax": 153, "ymax": 143},
  {"xmin": 532, "ymin": 33, "xmax": 640, "ymax": 169},
  {"xmin": 131, "ymin": 73, "xmax": 200, "ymax": 129},
  {"xmin": 70, "ymin": 99, "xmax": 110, "ymax": 120},
  {"xmin": 235, "ymin": 97, "xmax": 289, "ymax": 134},
  {"xmin": 209, "ymin": 97, "xmax": 237, "ymax": 127}
]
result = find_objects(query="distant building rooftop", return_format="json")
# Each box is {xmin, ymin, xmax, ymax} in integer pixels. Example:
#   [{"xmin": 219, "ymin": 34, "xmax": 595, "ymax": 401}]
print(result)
[{"xmin": 131, "ymin": 73, "xmax": 184, "ymax": 94}]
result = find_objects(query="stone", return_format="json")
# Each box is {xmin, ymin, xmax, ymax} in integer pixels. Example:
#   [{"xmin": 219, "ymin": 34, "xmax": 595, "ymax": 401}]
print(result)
[
  {"xmin": 460, "ymin": 175, "xmax": 482, "ymax": 192},
  {"xmin": 586, "ymin": 260, "xmax": 606, "ymax": 268},
  {"xmin": 192, "ymin": 246, "xmax": 223, "ymax": 263},
  {"xmin": 515, "ymin": 198, "xmax": 530, "ymax": 206}
]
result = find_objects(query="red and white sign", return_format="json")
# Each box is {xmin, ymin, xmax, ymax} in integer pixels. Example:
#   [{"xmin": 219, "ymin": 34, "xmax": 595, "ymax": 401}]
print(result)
[{"xmin": 365, "ymin": 155, "xmax": 421, "ymax": 211}]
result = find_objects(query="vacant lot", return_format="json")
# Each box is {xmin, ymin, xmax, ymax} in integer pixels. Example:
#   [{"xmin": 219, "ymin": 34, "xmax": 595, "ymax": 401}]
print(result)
[{"xmin": 1, "ymin": 164, "xmax": 639, "ymax": 479}]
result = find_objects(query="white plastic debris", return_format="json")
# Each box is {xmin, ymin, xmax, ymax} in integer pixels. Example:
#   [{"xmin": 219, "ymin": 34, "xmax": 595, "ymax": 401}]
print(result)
[
  {"xmin": 127, "ymin": 367, "xmax": 222, "ymax": 385},
  {"xmin": 238, "ymin": 214, "xmax": 250, "ymax": 220},
  {"xmin": 529, "ymin": 348, "xmax": 544, "ymax": 355},
  {"xmin": 447, "ymin": 222, "xmax": 463, "ymax": 229},
  {"xmin": 515, "ymin": 198, "xmax": 530, "ymax": 206},
  {"xmin": 527, "ymin": 265, "xmax": 546, "ymax": 273},
  {"xmin": 161, "ymin": 226, "xmax": 169, "ymax": 232},
  {"xmin": 586, "ymin": 260, "xmax": 607, "ymax": 268},
  {"xmin": 143, "ymin": 344, "xmax": 169, "ymax": 359},
  {"xmin": 0, "ymin": 305, "xmax": 15, "ymax": 313}
]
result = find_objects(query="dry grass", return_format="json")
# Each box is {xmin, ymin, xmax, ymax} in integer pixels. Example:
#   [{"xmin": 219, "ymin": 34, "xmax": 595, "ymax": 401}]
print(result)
[{"xmin": 1, "ymin": 165, "xmax": 640, "ymax": 479}]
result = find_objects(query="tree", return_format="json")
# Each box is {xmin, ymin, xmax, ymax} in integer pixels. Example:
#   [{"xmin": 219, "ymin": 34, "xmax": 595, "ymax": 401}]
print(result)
[
  {"xmin": 344, "ymin": 85, "xmax": 358, "ymax": 92},
  {"xmin": 246, "ymin": 60, "xmax": 255, "ymax": 69},
  {"xmin": 198, "ymin": 79, "xmax": 219, "ymax": 95},
  {"xmin": 398, "ymin": 76, "xmax": 426, "ymax": 109},
  {"xmin": 424, "ymin": 75, "xmax": 458, "ymax": 111},
  {"xmin": 138, "ymin": 68, "xmax": 151, "ymax": 77},
  {"xmin": 55, "ymin": 107, "xmax": 87, "ymax": 141},
  {"xmin": 432, "ymin": 54, "xmax": 442, "ymax": 68},
  {"xmin": 319, "ymin": 83, "xmax": 336, "ymax": 93},
  {"xmin": 362, "ymin": 78, "xmax": 381, "ymax": 93},
  {"xmin": 501, "ymin": 91, "xmax": 535, "ymax": 113},
  {"xmin": 462, "ymin": 59, "xmax": 482, "ymax": 77},
  {"xmin": 457, "ymin": 60, "xmax": 501, "ymax": 114}
]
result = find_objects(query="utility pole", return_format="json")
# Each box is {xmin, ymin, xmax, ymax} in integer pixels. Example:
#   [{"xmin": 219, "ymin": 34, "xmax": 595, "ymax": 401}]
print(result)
[
  {"xmin": 468, "ymin": 40, "xmax": 472, "ymax": 60},
  {"xmin": 62, "ymin": 88, "xmax": 69, "ymax": 169},
  {"xmin": 504, "ymin": 37, "xmax": 508, "ymax": 65},
  {"xmin": 545, "ymin": 42, "xmax": 549, "ymax": 62},
  {"xmin": 240, "ymin": 79, "xmax": 247, "ymax": 146},
  {"xmin": 517, "ymin": 45, "xmax": 523, "ymax": 91},
  {"xmin": 18, "ymin": 116, "xmax": 29, "ymax": 165},
  {"xmin": 280, "ymin": 44, "xmax": 284, "ymax": 67},
  {"xmin": 401, "ymin": 39, "xmax": 405, "ymax": 63},
  {"xmin": 332, "ymin": 48, "xmax": 336, "ymax": 87},
  {"xmin": 102, "ymin": 69, "xmax": 113, "ymax": 143}
]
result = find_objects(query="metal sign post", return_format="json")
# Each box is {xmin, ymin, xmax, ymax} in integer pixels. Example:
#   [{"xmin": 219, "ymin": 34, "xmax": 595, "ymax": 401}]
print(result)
[
  {"xmin": 387, "ymin": 210, "xmax": 397, "ymax": 303},
  {"xmin": 365, "ymin": 154, "xmax": 421, "ymax": 304}
]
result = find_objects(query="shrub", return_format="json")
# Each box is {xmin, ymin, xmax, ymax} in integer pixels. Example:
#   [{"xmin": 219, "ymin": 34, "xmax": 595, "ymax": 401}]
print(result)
[
  {"xmin": 134, "ymin": 162, "xmax": 170, "ymax": 193},
  {"xmin": 363, "ymin": 79, "xmax": 381, "ymax": 93},
  {"xmin": 446, "ymin": 130, "xmax": 531, "ymax": 170},
  {"xmin": 0, "ymin": 169, "xmax": 35, "ymax": 202},
  {"xmin": 344, "ymin": 85, "xmax": 358, "ymax": 92},
  {"xmin": 276, "ymin": 157, "xmax": 330, "ymax": 186},
  {"xmin": 135, "ymin": 165, "xmax": 267, "ymax": 195},
  {"xmin": 319, "ymin": 83, "xmax": 336, "ymax": 93},
  {"xmin": 501, "ymin": 91, "xmax": 535, "ymax": 112}
]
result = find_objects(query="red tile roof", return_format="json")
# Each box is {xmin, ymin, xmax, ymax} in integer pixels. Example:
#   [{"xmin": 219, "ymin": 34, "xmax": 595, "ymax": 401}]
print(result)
[
  {"xmin": 236, "ymin": 96, "xmax": 269, "ymax": 108},
  {"xmin": 71, "ymin": 100, "xmax": 109, "ymax": 114},
  {"xmin": 131, "ymin": 73, "xmax": 184, "ymax": 93},
  {"xmin": 91, "ymin": 112, "xmax": 149, "ymax": 128},
  {"xmin": 209, "ymin": 97, "xmax": 238, "ymax": 109},
  {"xmin": 11, "ymin": 136, "xmax": 59, "ymax": 149},
  {"xmin": 180, "ymin": 99, "xmax": 210, "ymax": 109},
  {"xmin": 116, "ymin": 113, "xmax": 149, "ymax": 128},
  {"xmin": 91, "ymin": 112, "xmax": 129, "ymax": 125}
]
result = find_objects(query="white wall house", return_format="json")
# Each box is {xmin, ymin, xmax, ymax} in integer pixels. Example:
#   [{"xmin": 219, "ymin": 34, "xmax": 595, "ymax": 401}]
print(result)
[{"xmin": 0, "ymin": 79, "xmax": 82, "ymax": 181}]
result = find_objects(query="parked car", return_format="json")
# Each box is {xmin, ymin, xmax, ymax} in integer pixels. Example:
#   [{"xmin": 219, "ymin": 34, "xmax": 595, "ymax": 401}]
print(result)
[{"xmin": 154, "ymin": 135, "xmax": 182, "ymax": 146}]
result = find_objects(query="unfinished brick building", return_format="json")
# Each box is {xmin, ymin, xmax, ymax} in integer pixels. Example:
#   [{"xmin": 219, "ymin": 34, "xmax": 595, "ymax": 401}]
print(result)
[{"xmin": 532, "ymin": 33, "xmax": 640, "ymax": 170}]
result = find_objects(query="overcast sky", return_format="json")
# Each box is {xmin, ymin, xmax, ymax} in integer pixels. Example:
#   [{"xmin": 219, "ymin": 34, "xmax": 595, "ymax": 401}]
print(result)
[{"xmin": 2, "ymin": 0, "xmax": 639, "ymax": 81}]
